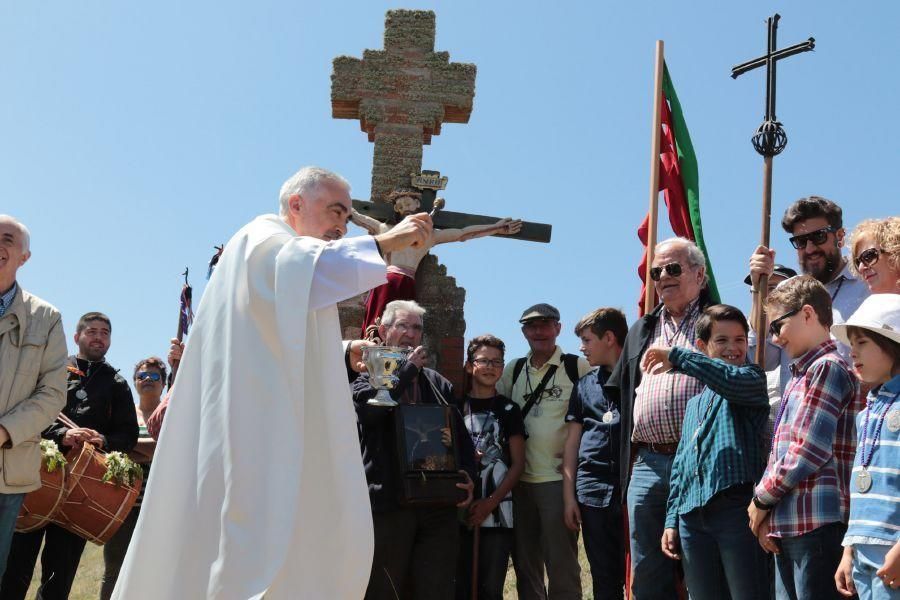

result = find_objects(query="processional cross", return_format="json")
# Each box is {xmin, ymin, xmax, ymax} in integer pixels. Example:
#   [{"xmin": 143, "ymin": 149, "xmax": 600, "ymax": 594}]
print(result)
[
  {"xmin": 732, "ymin": 13, "xmax": 815, "ymax": 363},
  {"xmin": 331, "ymin": 9, "xmax": 551, "ymax": 243}
]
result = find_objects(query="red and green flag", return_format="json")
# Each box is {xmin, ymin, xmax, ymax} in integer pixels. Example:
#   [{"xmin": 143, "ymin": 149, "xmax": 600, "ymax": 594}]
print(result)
[{"xmin": 638, "ymin": 63, "xmax": 721, "ymax": 315}]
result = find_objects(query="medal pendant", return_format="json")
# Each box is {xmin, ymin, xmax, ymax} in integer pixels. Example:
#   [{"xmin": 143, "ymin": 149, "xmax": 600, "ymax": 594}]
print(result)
[
  {"xmin": 856, "ymin": 469, "xmax": 873, "ymax": 493},
  {"xmin": 602, "ymin": 411, "xmax": 614, "ymax": 424},
  {"xmin": 887, "ymin": 409, "xmax": 900, "ymax": 433},
  {"xmin": 75, "ymin": 389, "xmax": 87, "ymax": 401}
]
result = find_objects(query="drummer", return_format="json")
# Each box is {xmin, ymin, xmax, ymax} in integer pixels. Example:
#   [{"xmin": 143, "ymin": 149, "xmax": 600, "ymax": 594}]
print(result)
[
  {"xmin": 98, "ymin": 356, "xmax": 164, "ymax": 600},
  {"xmin": 2, "ymin": 312, "xmax": 138, "ymax": 600}
]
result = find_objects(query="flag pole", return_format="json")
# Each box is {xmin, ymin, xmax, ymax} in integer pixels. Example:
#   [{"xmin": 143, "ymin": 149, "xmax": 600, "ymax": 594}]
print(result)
[{"xmin": 644, "ymin": 40, "xmax": 665, "ymax": 312}]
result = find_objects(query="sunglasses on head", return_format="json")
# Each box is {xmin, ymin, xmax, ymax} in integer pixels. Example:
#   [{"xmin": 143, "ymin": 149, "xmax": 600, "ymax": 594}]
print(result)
[
  {"xmin": 854, "ymin": 247, "xmax": 883, "ymax": 269},
  {"xmin": 788, "ymin": 226, "xmax": 835, "ymax": 250},
  {"xmin": 649, "ymin": 262, "xmax": 683, "ymax": 282},
  {"xmin": 136, "ymin": 371, "xmax": 162, "ymax": 382},
  {"xmin": 768, "ymin": 308, "xmax": 800, "ymax": 337}
]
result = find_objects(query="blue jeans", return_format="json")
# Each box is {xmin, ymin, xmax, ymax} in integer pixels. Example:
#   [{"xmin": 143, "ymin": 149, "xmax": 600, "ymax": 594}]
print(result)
[
  {"xmin": 0, "ymin": 494, "xmax": 25, "ymax": 580},
  {"xmin": 774, "ymin": 521, "xmax": 845, "ymax": 600},
  {"xmin": 678, "ymin": 484, "xmax": 770, "ymax": 600},
  {"xmin": 626, "ymin": 447, "xmax": 676, "ymax": 600},
  {"xmin": 852, "ymin": 544, "xmax": 900, "ymax": 600}
]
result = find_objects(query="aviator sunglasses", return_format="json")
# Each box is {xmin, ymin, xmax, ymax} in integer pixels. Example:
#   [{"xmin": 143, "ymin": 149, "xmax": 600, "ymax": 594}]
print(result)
[
  {"xmin": 649, "ymin": 262, "xmax": 683, "ymax": 281},
  {"xmin": 788, "ymin": 226, "xmax": 835, "ymax": 250},
  {"xmin": 136, "ymin": 371, "xmax": 162, "ymax": 382},
  {"xmin": 854, "ymin": 247, "xmax": 883, "ymax": 269},
  {"xmin": 768, "ymin": 308, "xmax": 800, "ymax": 337}
]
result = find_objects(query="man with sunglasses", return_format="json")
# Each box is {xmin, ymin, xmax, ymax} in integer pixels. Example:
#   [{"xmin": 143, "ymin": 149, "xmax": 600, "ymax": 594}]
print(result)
[
  {"xmin": 605, "ymin": 238, "xmax": 713, "ymax": 600},
  {"xmin": 99, "ymin": 357, "xmax": 166, "ymax": 600},
  {"xmin": 748, "ymin": 196, "xmax": 869, "ymax": 367},
  {"xmin": 3, "ymin": 312, "xmax": 138, "ymax": 600}
]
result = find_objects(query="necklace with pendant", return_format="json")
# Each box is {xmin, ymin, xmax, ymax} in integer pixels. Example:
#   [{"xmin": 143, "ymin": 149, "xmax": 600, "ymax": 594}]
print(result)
[{"xmin": 856, "ymin": 392, "xmax": 897, "ymax": 493}]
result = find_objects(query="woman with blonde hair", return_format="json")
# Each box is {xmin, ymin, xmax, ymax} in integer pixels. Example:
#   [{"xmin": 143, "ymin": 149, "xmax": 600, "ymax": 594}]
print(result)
[{"xmin": 849, "ymin": 217, "xmax": 900, "ymax": 293}]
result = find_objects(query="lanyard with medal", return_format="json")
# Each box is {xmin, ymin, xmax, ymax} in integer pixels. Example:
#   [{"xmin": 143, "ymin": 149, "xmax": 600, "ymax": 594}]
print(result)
[{"xmin": 856, "ymin": 390, "xmax": 898, "ymax": 493}]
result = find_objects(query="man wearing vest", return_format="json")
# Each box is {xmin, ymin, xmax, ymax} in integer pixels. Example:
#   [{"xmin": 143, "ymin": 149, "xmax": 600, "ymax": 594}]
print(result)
[{"xmin": 497, "ymin": 303, "xmax": 591, "ymax": 600}]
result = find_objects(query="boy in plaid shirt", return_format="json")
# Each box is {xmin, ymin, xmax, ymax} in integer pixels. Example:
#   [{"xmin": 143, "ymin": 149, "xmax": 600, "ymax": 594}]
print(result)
[
  {"xmin": 644, "ymin": 304, "xmax": 770, "ymax": 600},
  {"xmin": 748, "ymin": 276, "xmax": 861, "ymax": 600}
]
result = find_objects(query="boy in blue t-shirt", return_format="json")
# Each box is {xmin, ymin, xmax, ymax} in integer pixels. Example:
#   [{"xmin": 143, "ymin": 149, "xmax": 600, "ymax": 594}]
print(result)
[{"xmin": 562, "ymin": 308, "xmax": 628, "ymax": 600}]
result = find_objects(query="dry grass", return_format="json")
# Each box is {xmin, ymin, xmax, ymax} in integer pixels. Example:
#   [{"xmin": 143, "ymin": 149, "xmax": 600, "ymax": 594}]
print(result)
[{"xmin": 35, "ymin": 535, "xmax": 595, "ymax": 599}]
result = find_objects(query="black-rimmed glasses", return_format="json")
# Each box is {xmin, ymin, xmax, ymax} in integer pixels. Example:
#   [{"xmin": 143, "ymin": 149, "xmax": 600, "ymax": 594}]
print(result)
[
  {"xmin": 472, "ymin": 358, "xmax": 504, "ymax": 368},
  {"xmin": 788, "ymin": 227, "xmax": 835, "ymax": 250},
  {"xmin": 769, "ymin": 308, "xmax": 800, "ymax": 337}
]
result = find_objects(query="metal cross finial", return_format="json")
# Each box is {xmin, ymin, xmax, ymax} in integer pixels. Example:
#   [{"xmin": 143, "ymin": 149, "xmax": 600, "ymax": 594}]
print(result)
[{"xmin": 732, "ymin": 14, "xmax": 815, "ymax": 157}]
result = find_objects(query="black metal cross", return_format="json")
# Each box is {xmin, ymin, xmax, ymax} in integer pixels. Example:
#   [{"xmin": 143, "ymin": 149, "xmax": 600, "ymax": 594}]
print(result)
[{"xmin": 732, "ymin": 13, "xmax": 815, "ymax": 157}]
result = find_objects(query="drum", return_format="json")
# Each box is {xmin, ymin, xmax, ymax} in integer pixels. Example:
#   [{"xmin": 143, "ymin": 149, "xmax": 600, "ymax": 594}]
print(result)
[
  {"xmin": 15, "ymin": 461, "xmax": 67, "ymax": 533},
  {"xmin": 52, "ymin": 444, "xmax": 141, "ymax": 545}
]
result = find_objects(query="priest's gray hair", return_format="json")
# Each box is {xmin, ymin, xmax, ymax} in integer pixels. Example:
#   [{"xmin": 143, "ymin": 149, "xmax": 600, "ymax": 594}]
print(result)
[
  {"xmin": 279, "ymin": 166, "xmax": 351, "ymax": 218},
  {"xmin": 655, "ymin": 237, "xmax": 708, "ymax": 283},
  {"xmin": 381, "ymin": 300, "xmax": 426, "ymax": 326},
  {"xmin": 0, "ymin": 215, "xmax": 31, "ymax": 253}
]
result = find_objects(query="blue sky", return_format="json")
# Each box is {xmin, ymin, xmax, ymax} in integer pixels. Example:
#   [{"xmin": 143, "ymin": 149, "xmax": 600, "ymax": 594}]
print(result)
[{"xmin": 3, "ymin": 1, "xmax": 897, "ymax": 387}]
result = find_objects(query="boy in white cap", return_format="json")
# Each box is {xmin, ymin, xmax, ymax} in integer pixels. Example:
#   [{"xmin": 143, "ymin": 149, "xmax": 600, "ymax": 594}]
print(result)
[{"xmin": 832, "ymin": 294, "xmax": 900, "ymax": 599}]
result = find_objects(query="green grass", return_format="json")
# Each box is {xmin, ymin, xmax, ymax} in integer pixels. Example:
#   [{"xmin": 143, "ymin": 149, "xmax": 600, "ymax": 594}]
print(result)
[{"xmin": 32, "ymin": 537, "xmax": 596, "ymax": 600}]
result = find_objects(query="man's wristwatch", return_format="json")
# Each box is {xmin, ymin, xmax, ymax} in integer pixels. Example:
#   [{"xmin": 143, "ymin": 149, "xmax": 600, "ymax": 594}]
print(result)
[{"xmin": 752, "ymin": 496, "xmax": 773, "ymax": 510}]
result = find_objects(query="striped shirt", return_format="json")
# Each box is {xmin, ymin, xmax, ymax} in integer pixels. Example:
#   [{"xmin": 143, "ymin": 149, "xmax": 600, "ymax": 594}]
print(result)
[
  {"xmin": 665, "ymin": 349, "xmax": 770, "ymax": 528},
  {"xmin": 0, "ymin": 283, "xmax": 17, "ymax": 317},
  {"xmin": 844, "ymin": 375, "xmax": 900, "ymax": 546},
  {"xmin": 755, "ymin": 340, "xmax": 861, "ymax": 538},
  {"xmin": 632, "ymin": 300, "xmax": 704, "ymax": 445}
]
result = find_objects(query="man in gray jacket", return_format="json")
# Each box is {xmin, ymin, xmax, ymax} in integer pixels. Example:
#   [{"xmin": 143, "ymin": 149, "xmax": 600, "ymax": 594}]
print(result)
[{"xmin": 0, "ymin": 216, "xmax": 67, "ymax": 578}]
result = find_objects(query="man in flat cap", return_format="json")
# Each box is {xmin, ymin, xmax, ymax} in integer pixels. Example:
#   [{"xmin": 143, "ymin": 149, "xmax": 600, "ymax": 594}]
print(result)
[{"xmin": 497, "ymin": 303, "xmax": 591, "ymax": 600}]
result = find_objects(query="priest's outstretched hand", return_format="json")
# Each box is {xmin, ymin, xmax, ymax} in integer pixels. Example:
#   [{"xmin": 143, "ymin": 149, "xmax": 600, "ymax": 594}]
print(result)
[{"xmin": 374, "ymin": 213, "xmax": 433, "ymax": 252}]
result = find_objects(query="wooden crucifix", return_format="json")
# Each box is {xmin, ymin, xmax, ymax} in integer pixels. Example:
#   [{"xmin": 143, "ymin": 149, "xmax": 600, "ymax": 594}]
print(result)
[{"xmin": 732, "ymin": 13, "xmax": 815, "ymax": 364}]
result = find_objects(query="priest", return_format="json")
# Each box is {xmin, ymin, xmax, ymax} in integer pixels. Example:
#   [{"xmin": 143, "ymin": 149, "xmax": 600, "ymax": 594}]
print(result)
[{"xmin": 112, "ymin": 166, "xmax": 432, "ymax": 600}]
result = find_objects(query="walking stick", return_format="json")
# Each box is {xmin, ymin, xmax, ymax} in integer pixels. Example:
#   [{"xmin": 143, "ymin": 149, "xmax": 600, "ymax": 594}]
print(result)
[{"xmin": 471, "ymin": 524, "xmax": 480, "ymax": 600}]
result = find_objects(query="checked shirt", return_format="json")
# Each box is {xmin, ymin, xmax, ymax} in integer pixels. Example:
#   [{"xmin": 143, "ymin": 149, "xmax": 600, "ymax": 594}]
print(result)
[
  {"xmin": 665, "ymin": 348, "xmax": 770, "ymax": 528},
  {"xmin": 632, "ymin": 300, "xmax": 705, "ymax": 445},
  {"xmin": 755, "ymin": 340, "xmax": 861, "ymax": 538}
]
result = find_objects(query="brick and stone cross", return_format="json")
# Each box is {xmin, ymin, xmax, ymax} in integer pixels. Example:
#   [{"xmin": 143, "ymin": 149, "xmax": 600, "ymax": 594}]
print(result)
[{"xmin": 330, "ymin": 10, "xmax": 549, "ymax": 392}]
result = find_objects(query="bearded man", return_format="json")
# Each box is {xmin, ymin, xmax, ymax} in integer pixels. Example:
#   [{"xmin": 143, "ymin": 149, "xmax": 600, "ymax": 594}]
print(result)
[{"xmin": 748, "ymin": 196, "xmax": 869, "ymax": 365}]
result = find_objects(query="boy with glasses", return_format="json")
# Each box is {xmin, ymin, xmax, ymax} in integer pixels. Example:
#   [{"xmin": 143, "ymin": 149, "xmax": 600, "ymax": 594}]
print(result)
[
  {"xmin": 562, "ymin": 308, "xmax": 627, "ymax": 600},
  {"xmin": 748, "ymin": 276, "xmax": 861, "ymax": 600},
  {"xmin": 456, "ymin": 335, "xmax": 525, "ymax": 600}
]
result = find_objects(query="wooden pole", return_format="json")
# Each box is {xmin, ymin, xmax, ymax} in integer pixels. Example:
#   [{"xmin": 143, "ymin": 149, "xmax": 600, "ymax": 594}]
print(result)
[
  {"xmin": 644, "ymin": 40, "xmax": 665, "ymax": 313},
  {"xmin": 754, "ymin": 156, "xmax": 774, "ymax": 365}
]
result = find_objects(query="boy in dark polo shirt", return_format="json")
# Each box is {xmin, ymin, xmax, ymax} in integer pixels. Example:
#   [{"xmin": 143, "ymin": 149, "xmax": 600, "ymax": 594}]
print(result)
[{"xmin": 562, "ymin": 308, "xmax": 628, "ymax": 600}]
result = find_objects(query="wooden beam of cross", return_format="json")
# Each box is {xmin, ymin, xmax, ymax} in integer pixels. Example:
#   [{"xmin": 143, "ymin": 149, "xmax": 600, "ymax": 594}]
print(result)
[
  {"xmin": 732, "ymin": 13, "xmax": 815, "ymax": 365},
  {"xmin": 352, "ymin": 170, "xmax": 552, "ymax": 243},
  {"xmin": 331, "ymin": 10, "xmax": 477, "ymax": 204}
]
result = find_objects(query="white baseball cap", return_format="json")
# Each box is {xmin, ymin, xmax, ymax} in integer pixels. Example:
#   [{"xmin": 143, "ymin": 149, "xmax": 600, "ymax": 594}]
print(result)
[{"xmin": 832, "ymin": 293, "xmax": 900, "ymax": 347}]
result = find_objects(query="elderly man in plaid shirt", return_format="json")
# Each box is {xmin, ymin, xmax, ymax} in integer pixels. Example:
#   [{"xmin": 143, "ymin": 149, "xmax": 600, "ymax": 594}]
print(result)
[
  {"xmin": 748, "ymin": 276, "xmax": 861, "ymax": 600},
  {"xmin": 605, "ymin": 237, "xmax": 714, "ymax": 600}
]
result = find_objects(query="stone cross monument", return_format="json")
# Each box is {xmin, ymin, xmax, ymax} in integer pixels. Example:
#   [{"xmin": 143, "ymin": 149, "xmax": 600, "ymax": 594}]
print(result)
[{"xmin": 331, "ymin": 9, "xmax": 477, "ymax": 392}]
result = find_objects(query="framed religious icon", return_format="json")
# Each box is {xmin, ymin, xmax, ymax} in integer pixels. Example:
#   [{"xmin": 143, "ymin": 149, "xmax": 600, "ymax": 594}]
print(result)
[{"xmin": 393, "ymin": 404, "xmax": 466, "ymax": 507}]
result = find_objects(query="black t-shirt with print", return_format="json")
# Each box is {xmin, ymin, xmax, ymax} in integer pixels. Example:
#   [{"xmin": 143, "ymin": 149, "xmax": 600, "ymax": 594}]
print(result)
[{"xmin": 460, "ymin": 395, "xmax": 525, "ymax": 478}]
